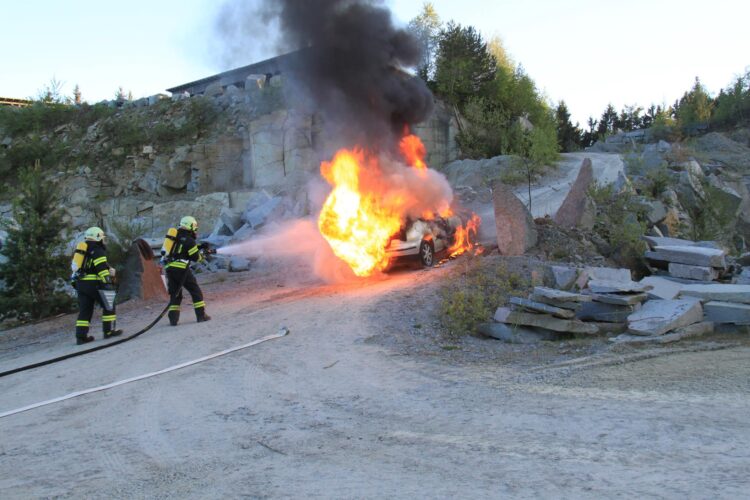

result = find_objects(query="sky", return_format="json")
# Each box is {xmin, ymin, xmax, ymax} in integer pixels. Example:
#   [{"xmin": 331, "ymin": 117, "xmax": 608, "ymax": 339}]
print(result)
[{"xmin": 1, "ymin": 0, "xmax": 749, "ymax": 125}]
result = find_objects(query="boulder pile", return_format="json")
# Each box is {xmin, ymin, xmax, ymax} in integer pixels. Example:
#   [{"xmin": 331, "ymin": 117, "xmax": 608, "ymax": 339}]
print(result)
[{"xmin": 481, "ymin": 255, "xmax": 750, "ymax": 344}]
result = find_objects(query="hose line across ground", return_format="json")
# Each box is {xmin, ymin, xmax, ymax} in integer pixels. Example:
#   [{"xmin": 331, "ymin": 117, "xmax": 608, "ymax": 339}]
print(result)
[{"xmin": 0, "ymin": 328, "xmax": 289, "ymax": 419}]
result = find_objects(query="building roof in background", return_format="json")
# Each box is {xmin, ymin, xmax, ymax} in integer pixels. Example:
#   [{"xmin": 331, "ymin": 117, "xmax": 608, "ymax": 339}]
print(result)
[
  {"xmin": 0, "ymin": 97, "xmax": 32, "ymax": 107},
  {"xmin": 166, "ymin": 50, "xmax": 308, "ymax": 96}
]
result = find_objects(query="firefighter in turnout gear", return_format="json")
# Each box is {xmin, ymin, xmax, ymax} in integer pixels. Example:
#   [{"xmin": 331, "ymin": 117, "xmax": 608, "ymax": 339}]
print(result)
[
  {"xmin": 162, "ymin": 216, "xmax": 211, "ymax": 326},
  {"xmin": 72, "ymin": 227, "xmax": 123, "ymax": 345}
]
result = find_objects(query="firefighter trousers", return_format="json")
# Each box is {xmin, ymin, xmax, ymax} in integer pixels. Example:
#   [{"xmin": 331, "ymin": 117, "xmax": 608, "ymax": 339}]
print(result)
[
  {"xmin": 166, "ymin": 267, "xmax": 207, "ymax": 325},
  {"xmin": 75, "ymin": 281, "xmax": 116, "ymax": 339}
]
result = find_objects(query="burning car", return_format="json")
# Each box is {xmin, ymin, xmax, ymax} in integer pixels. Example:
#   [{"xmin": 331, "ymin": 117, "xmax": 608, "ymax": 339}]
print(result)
[{"xmin": 386, "ymin": 216, "xmax": 463, "ymax": 268}]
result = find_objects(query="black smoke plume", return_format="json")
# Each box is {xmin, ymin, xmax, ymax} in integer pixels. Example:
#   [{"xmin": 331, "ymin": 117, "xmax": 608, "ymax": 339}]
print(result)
[{"xmin": 219, "ymin": 0, "xmax": 434, "ymax": 151}]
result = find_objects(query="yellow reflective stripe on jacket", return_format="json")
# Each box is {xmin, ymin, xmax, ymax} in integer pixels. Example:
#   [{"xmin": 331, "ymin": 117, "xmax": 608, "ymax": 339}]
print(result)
[
  {"xmin": 98, "ymin": 269, "xmax": 110, "ymax": 278},
  {"xmin": 92, "ymin": 256, "xmax": 107, "ymax": 266},
  {"xmin": 188, "ymin": 245, "xmax": 199, "ymax": 256},
  {"xmin": 81, "ymin": 274, "xmax": 100, "ymax": 281},
  {"xmin": 102, "ymin": 315, "xmax": 116, "ymax": 322},
  {"xmin": 193, "ymin": 301, "xmax": 205, "ymax": 309},
  {"xmin": 166, "ymin": 261, "xmax": 188, "ymax": 269}
]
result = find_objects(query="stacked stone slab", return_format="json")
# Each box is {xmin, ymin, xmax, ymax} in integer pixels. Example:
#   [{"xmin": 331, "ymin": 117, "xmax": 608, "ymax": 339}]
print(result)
[
  {"xmin": 678, "ymin": 284, "xmax": 750, "ymax": 325},
  {"xmin": 642, "ymin": 236, "xmax": 727, "ymax": 284},
  {"xmin": 483, "ymin": 287, "xmax": 598, "ymax": 343}
]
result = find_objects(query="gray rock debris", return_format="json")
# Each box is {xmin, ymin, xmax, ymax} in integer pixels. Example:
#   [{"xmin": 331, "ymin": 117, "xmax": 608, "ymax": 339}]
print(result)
[
  {"xmin": 576, "ymin": 301, "xmax": 638, "ymax": 323},
  {"xmin": 612, "ymin": 322, "xmax": 713, "ymax": 344},
  {"xmin": 587, "ymin": 279, "xmax": 652, "ymax": 294},
  {"xmin": 639, "ymin": 276, "xmax": 685, "ymax": 300}
]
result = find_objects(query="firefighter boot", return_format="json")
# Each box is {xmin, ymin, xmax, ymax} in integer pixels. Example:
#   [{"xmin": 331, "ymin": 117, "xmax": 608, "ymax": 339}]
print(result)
[
  {"xmin": 168, "ymin": 306, "xmax": 180, "ymax": 326},
  {"xmin": 76, "ymin": 335, "xmax": 95, "ymax": 345},
  {"xmin": 104, "ymin": 329, "xmax": 123, "ymax": 339}
]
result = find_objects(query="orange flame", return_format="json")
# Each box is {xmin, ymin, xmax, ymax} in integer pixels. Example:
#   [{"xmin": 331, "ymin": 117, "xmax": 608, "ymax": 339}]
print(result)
[
  {"xmin": 317, "ymin": 132, "xmax": 479, "ymax": 277},
  {"xmin": 317, "ymin": 148, "xmax": 403, "ymax": 277},
  {"xmin": 448, "ymin": 213, "xmax": 481, "ymax": 258},
  {"xmin": 399, "ymin": 133, "xmax": 427, "ymax": 172}
]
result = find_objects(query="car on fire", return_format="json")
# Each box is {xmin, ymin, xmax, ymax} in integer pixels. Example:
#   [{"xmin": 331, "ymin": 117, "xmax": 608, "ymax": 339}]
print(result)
[{"xmin": 385, "ymin": 216, "xmax": 463, "ymax": 268}]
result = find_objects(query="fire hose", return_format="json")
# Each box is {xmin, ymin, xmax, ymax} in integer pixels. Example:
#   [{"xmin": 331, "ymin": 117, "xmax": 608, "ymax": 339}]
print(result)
[{"xmin": 0, "ymin": 258, "xmax": 197, "ymax": 379}]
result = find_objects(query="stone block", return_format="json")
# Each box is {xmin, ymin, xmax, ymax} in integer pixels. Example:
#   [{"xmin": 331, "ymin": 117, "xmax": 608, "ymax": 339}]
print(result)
[
  {"xmin": 668, "ymin": 263, "xmax": 719, "ymax": 281},
  {"xmin": 627, "ymin": 298, "xmax": 703, "ymax": 336},
  {"xmin": 587, "ymin": 279, "xmax": 652, "ymax": 294},
  {"xmin": 584, "ymin": 266, "xmax": 632, "ymax": 283},
  {"xmin": 551, "ymin": 265, "xmax": 578, "ymax": 290},
  {"xmin": 532, "ymin": 287, "xmax": 592, "ymax": 303},
  {"xmin": 639, "ymin": 276, "xmax": 685, "ymax": 300},
  {"xmin": 509, "ymin": 297, "xmax": 575, "ymax": 319},
  {"xmin": 591, "ymin": 293, "xmax": 648, "ymax": 306},
  {"xmin": 679, "ymin": 284, "xmax": 750, "ymax": 304},
  {"xmin": 554, "ymin": 158, "xmax": 593, "ymax": 227},
  {"xmin": 243, "ymin": 197, "xmax": 283, "ymax": 229},
  {"xmin": 576, "ymin": 301, "xmax": 637, "ymax": 323},
  {"xmin": 703, "ymin": 301, "xmax": 750, "ymax": 324},
  {"xmin": 492, "ymin": 182, "xmax": 537, "ymax": 255},
  {"xmin": 642, "ymin": 235, "xmax": 722, "ymax": 250},
  {"xmin": 228, "ymin": 256, "xmax": 251, "ymax": 272},
  {"xmin": 477, "ymin": 323, "xmax": 559, "ymax": 343},
  {"xmin": 494, "ymin": 307, "xmax": 599, "ymax": 334},
  {"xmin": 646, "ymin": 245, "xmax": 726, "ymax": 268}
]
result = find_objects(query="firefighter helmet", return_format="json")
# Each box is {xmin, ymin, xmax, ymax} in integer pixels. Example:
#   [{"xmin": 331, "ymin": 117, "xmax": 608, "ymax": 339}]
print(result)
[
  {"xmin": 180, "ymin": 216, "xmax": 198, "ymax": 232},
  {"xmin": 84, "ymin": 226, "xmax": 105, "ymax": 242}
]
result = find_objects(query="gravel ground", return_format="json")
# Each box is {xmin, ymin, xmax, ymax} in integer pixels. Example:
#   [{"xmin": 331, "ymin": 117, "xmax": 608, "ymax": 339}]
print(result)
[{"xmin": 1, "ymin": 256, "xmax": 749, "ymax": 498}]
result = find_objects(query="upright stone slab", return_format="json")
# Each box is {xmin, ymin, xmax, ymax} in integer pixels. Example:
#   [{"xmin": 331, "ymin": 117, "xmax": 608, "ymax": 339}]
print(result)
[
  {"xmin": 679, "ymin": 284, "xmax": 750, "ymax": 304},
  {"xmin": 492, "ymin": 182, "xmax": 537, "ymax": 255},
  {"xmin": 118, "ymin": 239, "xmax": 168, "ymax": 302},
  {"xmin": 627, "ymin": 298, "xmax": 703, "ymax": 336},
  {"xmin": 554, "ymin": 158, "xmax": 593, "ymax": 228}
]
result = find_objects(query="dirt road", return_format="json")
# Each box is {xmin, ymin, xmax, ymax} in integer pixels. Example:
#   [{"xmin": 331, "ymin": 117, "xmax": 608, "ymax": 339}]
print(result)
[
  {"xmin": 515, "ymin": 152, "xmax": 625, "ymax": 218},
  {"xmin": 1, "ymin": 260, "xmax": 749, "ymax": 498}
]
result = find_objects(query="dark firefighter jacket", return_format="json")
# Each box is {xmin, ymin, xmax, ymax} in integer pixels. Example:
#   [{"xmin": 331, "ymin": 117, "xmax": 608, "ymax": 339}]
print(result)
[
  {"xmin": 165, "ymin": 228, "xmax": 203, "ymax": 270},
  {"xmin": 80, "ymin": 241, "xmax": 111, "ymax": 283}
]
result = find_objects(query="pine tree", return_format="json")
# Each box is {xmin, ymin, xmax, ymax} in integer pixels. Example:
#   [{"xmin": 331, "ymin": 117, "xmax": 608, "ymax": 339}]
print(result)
[
  {"xmin": 0, "ymin": 163, "xmax": 74, "ymax": 320},
  {"xmin": 434, "ymin": 22, "xmax": 496, "ymax": 107},
  {"xmin": 407, "ymin": 2, "xmax": 442, "ymax": 81},
  {"xmin": 555, "ymin": 101, "xmax": 582, "ymax": 152}
]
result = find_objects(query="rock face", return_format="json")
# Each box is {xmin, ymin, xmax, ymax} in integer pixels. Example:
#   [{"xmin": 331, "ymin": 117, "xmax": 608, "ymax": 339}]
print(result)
[
  {"xmin": 118, "ymin": 239, "xmax": 168, "ymax": 302},
  {"xmin": 627, "ymin": 298, "xmax": 703, "ymax": 336},
  {"xmin": 492, "ymin": 182, "xmax": 537, "ymax": 255},
  {"xmin": 553, "ymin": 158, "xmax": 593, "ymax": 228}
]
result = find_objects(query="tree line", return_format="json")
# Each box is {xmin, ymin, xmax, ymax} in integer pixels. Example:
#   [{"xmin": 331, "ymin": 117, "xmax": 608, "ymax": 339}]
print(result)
[{"xmin": 409, "ymin": 2, "xmax": 750, "ymax": 154}]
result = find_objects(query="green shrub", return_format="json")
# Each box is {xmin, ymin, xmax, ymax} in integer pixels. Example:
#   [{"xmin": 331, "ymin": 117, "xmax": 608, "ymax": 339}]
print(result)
[{"xmin": 439, "ymin": 258, "xmax": 527, "ymax": 335}]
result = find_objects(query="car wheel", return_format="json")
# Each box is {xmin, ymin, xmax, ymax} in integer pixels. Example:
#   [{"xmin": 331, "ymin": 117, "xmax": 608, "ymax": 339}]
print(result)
[{"xmin": 419, "ymin": 240, "xmax": 435, "ymax": 267}]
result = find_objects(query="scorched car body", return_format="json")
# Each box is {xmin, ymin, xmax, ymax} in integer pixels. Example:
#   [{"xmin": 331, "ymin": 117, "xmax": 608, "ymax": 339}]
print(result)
[{"xmin": 385, "ymin": 216, "xmax": 461, "ymax": 268}]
